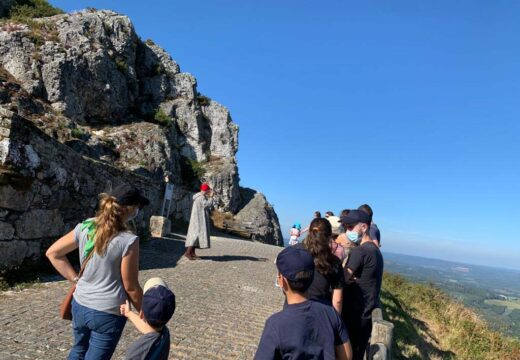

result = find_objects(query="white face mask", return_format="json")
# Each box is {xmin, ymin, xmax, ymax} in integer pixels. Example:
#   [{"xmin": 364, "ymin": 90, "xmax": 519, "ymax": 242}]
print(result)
[
  {"xmin": 274, "ymin": 274, "xmax": 285, "ymax": 295},
  {"xmin": 127, "ymin": 208, "xmax": 139, "ymax": 222}
]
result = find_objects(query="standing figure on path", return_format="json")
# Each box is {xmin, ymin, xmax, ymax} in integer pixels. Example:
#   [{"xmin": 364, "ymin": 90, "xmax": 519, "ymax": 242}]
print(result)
[
  {"xmin": 184, "ymin": 183, "xmax": 215, "ymax": 260},
  {"xmin": 255, "ymin": 246, "xmax": 352, "ymax": 360},
  {"xmin": 46, "ymin": 184, "xmax": 149, "ymax": 360},
  {"xmin": 340, "ymin": 210, "xmax": 384, "ymax": 360},
  {"xmin": 288, "ymin": 223, "xmax": 301, "ymax": 246}
]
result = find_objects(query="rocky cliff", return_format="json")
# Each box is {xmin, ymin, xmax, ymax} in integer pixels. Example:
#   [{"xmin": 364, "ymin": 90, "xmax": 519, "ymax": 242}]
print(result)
[{"xmin": 0, "ymin": 8, "xmax": 283, "ymax": 268}]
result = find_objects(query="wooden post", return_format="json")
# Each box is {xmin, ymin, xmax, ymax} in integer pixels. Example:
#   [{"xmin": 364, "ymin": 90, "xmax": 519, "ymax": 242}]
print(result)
[
  {"xmin": 368, "ymin": 308, "xmax": 394, "ymax": 360},
  {"xmin": 372, "ymin": 307, "xmax": 383, "ymax": 322}
]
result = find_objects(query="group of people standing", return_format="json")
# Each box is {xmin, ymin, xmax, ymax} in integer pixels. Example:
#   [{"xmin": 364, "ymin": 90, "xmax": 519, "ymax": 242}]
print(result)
[
  {"xmin": 256, "ymin": 204, "xmax": 384, "ymax": 360},
  {"xmin": 44, "ymin": 178, "xmax": 383, "ymax": 360}
]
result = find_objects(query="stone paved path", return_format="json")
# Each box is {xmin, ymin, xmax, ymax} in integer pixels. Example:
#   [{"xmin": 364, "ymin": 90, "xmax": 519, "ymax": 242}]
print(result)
[{"xmin": 0, "ymin": 234, "xmax": 284, "ymax": 359}]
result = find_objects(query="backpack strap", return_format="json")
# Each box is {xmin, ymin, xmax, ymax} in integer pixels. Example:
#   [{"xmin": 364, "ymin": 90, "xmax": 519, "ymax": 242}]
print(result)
[{"xmin": 77, "ymin": 246, "xmax": 94, "ymax": 279}]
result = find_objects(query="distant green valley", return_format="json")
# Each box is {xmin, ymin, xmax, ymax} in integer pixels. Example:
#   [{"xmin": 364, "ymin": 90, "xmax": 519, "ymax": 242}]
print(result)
[
  {"xmin": 382, "ymin": 272, "xmax": 520, "ymax": 359},
  {"xmin": 383, "ymin": 252, "xmax": 520, "ymax": 339}
]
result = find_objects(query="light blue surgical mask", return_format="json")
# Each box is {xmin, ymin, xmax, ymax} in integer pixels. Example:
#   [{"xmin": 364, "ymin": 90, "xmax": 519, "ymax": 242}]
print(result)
[{"xmin": 347, "ymin": 230, "xmax": 361, "ymax": 243}]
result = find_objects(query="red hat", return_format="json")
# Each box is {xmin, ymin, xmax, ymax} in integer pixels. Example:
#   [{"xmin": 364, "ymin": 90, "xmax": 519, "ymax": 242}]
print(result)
[{"xmin": 200, "ymin": 183, "xmax": 210, "ymax": 192}]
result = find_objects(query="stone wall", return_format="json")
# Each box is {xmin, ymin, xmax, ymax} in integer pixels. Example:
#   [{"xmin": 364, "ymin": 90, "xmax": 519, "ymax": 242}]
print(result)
[{"xmin": 0, "ymin": 108, "xmax": 161, "ymax": 268}]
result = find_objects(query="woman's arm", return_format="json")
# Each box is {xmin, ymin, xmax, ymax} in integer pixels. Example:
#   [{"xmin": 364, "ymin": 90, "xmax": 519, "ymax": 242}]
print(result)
[
  {"xmin": 122, "ymin": 239, "xmax": 143, "ymax": 311},
  {"xmin": 46, "ymin": 230, "xmax": 79, "ymax": 283},
  {"xmin": 332, "ymin": 288, "xmax": 343, "ymax": 314}
]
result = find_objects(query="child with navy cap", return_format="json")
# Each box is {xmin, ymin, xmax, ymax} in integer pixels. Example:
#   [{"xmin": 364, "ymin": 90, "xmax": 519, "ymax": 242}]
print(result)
[
  {"xmin": 255, "ymin": 247, "xmax": 353, "ymax": 360},
  {"xmin": 120, "ymin": 277, "xmax": 175, "ymax": 360}
]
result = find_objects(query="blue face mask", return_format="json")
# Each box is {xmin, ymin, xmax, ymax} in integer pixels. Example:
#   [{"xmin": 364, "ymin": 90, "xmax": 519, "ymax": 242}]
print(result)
[{"xmin": 346, "ymin": 230, "xmax": 361, "ymax": 243}]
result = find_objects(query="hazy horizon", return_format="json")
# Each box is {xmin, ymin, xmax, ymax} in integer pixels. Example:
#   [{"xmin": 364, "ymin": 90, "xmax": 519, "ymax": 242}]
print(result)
[
  {"xmin": 283, "ymin": 236, "xmax": 520, "ymax": 272},
  {"xmin": 382, "ymin": 250, "xmax": 520, "ymax": 272}
]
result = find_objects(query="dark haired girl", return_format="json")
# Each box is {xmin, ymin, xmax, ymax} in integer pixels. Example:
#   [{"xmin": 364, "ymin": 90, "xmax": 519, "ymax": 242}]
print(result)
[{"xmin": 301, "ymin": 218, "xmax": 346, "ymax": 313}]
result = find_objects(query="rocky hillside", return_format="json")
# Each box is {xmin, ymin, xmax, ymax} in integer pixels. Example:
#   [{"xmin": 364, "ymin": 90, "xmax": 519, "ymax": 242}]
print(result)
[{"xmin": 0, "ymin": 3, "xmax": 283, "ymax": 269}]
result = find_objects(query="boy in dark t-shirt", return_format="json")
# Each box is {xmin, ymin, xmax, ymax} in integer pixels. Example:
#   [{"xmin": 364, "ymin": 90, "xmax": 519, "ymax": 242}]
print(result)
[
  {"xmin": 120, "ymin": 277, "xmax": 176, "ymax": 360},
  {"xmin": 255, "ymin": 247, "xmax": 352, "ymax": 360}
]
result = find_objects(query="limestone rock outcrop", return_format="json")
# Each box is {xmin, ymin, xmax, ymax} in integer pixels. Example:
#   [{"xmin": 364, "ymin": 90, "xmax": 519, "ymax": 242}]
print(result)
[
  {"xmin": 0, "ymin": 9, "xmax": 282, "ymax": 268},
  {"xmin": 234, "ymin": 188, "xmax": 283, "ymax": 246}
]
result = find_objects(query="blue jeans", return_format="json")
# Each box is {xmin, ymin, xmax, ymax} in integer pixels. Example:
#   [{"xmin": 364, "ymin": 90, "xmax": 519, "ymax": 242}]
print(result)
[{"xmin": 68, "ymin": 298, "xmax": 127, "ymax": 360}]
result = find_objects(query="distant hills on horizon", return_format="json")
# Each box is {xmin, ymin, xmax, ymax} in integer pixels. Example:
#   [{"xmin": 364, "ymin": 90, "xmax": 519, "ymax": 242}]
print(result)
[{"xmin": 382, "ymin": 250, "xmax": 520, "ymax": 273}]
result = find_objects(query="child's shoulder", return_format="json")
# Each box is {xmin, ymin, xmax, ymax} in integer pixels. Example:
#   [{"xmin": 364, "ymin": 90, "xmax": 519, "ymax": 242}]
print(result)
[{"xmin": 125, "ymin": 327, "xmax": 170, "ymax": 359}]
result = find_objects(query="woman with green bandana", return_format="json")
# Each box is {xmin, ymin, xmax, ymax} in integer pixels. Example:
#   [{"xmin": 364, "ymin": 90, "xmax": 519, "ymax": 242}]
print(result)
[{"xmin": 46, "ymin": 184, "xmax": 149, "ymax": 360}]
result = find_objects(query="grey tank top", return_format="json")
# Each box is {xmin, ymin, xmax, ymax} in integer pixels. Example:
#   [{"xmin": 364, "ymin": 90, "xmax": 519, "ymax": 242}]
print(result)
[{"xmin": 73, "ymin": 220, "xmax": 138, "ymax": 315}]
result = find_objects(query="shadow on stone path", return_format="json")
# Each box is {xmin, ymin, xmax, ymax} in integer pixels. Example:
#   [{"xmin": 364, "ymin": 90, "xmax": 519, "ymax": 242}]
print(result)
[
  {"xmin": 199, "ymin": 255, "xmax": 269, "ymax": 262},
  {"xmin": 0, "ymin": 235, "xmax": 284, "ymax": 359}
]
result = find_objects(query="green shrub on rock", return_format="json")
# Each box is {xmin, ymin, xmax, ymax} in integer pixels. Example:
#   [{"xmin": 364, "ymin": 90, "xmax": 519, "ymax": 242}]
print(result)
[
  {"xmin": 71, "ymin": 127, "xmax": 89, "ymax": 140},
  {"xmin": 115, "ymin": 57, "xmax": 128, "ymax": 73},
  {"xmin": 5, "ymin": 0, "xmax": 63, "ymax": 20},
  {"xmin": 179, "ymin": 155, "xmax": 206, "ymax": 187},
  {"xmin": 154, "ymin": 108, "xmax": 172, "ymax": 127},
  {"xmin": 197, "ymin": 93, "xmax": 210, "ymax": 106}
]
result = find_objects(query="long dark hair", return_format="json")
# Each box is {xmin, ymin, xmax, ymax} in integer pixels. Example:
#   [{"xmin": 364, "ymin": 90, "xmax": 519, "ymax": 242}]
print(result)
[{"xmin": 302, "ymin": 218, "xmax": 340, "ymax": 275}]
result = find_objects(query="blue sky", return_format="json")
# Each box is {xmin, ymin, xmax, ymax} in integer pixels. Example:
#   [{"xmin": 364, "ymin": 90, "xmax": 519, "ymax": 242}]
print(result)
[{"xmin": 51, "ymin": 1, "xmax": 520, "ymax": 270}]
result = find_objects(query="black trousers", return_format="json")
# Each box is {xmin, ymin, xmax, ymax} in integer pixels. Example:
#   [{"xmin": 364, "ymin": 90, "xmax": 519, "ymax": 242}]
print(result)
[{"xmin": 344, "ymin": 314, "xmax": 372, "ymax": 360}]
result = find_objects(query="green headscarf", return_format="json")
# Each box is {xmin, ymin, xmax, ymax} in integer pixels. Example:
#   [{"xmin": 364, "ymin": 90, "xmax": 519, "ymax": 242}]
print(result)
[{"xmin": 81, "ymin": 219, "xmax": 97, "ymax": 258}]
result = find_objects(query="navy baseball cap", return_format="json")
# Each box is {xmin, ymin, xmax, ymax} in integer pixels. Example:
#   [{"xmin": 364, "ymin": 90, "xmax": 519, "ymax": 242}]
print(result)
[
  {"xmin": 276, "ymin": 246, "xmax": 315, "ymax": 281},
  {"xmin": 340, "ymin": 209, "xmax": 370, "ymax": 225},
  {"xmin": 142, "ymin": 278, "xmax": 176, "ymax": 327},
  {"xmin": 111, "ymin": 184, "xmax": 150, "ymax": 208}
]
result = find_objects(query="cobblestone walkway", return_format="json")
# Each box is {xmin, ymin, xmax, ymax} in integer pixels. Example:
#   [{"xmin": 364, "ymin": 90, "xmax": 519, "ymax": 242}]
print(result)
[{"xmin": 0, "ymin": 234, "xmax": 284, "ymax": 359}]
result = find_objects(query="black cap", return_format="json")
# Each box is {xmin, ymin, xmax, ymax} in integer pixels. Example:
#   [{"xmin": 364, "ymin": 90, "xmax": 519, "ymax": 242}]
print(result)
[
  {"xmin": 340, "ymin": 209, "xmax": 370, "ymax": 225},
  {"xmin": 111, "ymin": 184, "xmax": 150, "ymax": 208},
  {"xmin": 276, "ymin": 246, "xmax": 315, "ymax": 281}
]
